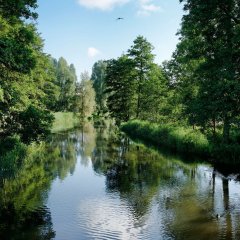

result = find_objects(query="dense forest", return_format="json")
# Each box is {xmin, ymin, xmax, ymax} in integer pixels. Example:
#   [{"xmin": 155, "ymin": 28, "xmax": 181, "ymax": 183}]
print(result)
[{"xmin": 1, "ymin": 0, "xmax": 240, "ymax": 164}]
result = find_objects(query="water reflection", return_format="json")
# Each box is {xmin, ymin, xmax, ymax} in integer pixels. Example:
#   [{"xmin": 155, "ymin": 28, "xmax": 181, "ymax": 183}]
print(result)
[
  {"xmin": 90, "ymin": 127, "xmax": 240, "ymax": 239},
  {"xmin": 0, "ymin": 124, "xmax": 240, "ymax": 239},
  {"xmin": 0, "ymin": 144, "xmax": 56, "ymax": 239},
  {"xmin": 0, "ymin": 125, "xmax": 86, "ymax": 239}
]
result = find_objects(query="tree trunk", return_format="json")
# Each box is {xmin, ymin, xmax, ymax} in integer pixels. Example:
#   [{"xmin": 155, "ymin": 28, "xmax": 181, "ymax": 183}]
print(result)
[{"xmin": 136, "ymin": 83, "xmax": 141, "ymax": 118}]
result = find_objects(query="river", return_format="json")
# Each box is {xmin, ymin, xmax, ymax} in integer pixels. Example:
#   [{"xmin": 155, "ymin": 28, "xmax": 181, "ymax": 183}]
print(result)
[{"xmin": 0, "ymin": 124, "xmax": 240, "ymax": 240}]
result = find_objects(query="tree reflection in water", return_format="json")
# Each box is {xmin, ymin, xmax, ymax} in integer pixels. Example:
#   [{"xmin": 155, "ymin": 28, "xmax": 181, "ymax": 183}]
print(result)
[
  {"xmin": 91, "ymin": 126, "xmax": 240, "ymax": 239},
  {"xmin": 0, "ymin": 124, "xmax": 240, "ymax": 239},
  {"xmin": 0, "ymin": 129, "xmax": 81, "ymax": 239}
]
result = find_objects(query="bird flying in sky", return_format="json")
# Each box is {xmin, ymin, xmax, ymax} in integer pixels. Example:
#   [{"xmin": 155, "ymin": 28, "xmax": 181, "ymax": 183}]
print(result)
[{"xmin": 116, "ymin": 17, "xmax": 124, "ymax": 20}]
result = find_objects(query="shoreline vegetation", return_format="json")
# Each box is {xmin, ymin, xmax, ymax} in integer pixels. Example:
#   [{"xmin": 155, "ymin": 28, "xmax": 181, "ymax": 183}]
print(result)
[
  {"xmin": 0, "ymin": 112, "xmax": 81, "ymax": 168},
  {"xmin": 121, "ymin": 120, "xmax": 240, "ymax": 166}
]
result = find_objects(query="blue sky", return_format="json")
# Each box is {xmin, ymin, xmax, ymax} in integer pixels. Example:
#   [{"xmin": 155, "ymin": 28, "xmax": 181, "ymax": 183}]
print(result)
[{"xmin": 36, "ymin": 0, "xmax": 184, "ymax": 79}]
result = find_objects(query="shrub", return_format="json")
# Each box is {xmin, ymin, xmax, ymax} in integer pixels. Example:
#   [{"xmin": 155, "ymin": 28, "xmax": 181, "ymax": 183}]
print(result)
[
  {"xmin": 18, "ymin": 105, "xmax": 54, "ymax": 143},
  {"xmin": 0, "ymin": 137, "xmax": 27, "ymax": 175}
]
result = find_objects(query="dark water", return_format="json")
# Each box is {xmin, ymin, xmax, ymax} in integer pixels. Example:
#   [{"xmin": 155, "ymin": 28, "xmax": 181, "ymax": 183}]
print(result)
[{"xmin": 0, "ymin": 124, "xmax": 240, "ymax": 240}]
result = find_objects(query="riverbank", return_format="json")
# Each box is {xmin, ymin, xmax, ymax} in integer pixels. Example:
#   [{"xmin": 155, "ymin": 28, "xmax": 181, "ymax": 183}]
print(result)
[
  {"xmin": 0, "ymin": 112, "xmax": 80, "ymax": 166},
  {"xmin": 121, "ymin": 120, "xmax": 240, "ymax": 166}
]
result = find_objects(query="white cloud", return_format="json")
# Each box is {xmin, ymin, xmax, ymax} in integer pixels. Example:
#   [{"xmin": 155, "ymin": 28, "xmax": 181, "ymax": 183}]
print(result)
[
  {"xmin": 78, "ymin": 0, "xmax": 130, "ymax": 10},
  {"xmin": 88, "ymin": 47, "xmax": 101, "ymax": 58},
  {"xmin": 137, "ymin": 0, "xmax": 161, "ymax": 16}
]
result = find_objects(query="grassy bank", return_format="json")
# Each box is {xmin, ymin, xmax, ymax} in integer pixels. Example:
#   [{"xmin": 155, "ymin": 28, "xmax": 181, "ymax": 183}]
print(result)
[
  {"xmin": 121, "ymin": 120, "xmax": 211, "ymax": 158},
  {"xmin": 121, "ymin": 120, "xmax": 240, "ymax": 166},
  {"xmin": 51, "ymin": 112, "xmax": 81, "ymax": 133}
]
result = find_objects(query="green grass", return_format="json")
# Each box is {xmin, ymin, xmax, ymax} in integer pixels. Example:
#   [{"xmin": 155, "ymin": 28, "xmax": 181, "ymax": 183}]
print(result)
[
  {"xmin": 51, "ymin": 112, "xmax": 81, "ymax": 133},
  {"xmin": 121, "ymin": 120, "xmax": 240, "ymax": 165},
  {"xmin": 121, "ymin": 120, "xmax": 211, "ymax": 158}
]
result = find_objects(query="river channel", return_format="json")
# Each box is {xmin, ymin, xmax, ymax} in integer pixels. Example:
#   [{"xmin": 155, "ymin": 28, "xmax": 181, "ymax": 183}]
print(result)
[{"xmin": 0, "ymin": 124, "xmax": 240, "ymax": 240}]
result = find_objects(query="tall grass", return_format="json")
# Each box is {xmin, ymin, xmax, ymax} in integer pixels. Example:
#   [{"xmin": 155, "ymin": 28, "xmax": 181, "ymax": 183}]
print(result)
[
  {"xmin": 51, "ymin": 112, "xmax": 81, "ymax": 133},
  {"xmin": 121, "ymin": 120, "xmax": 211, "ymax": 157}
]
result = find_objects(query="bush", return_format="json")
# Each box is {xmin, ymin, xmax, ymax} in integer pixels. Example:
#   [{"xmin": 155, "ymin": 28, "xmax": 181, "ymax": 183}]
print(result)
[
  {"xmin": 18, "ymin": 105, "xmax": 54, "ymax": 143},
  {"xmin": 0, "ymin": 137, "xmax": 27, "ymax": 175}
]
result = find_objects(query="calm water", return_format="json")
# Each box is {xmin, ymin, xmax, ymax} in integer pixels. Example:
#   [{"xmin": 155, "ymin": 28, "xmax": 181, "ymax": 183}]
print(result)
[{"xmin": 0, "ymin": 124, "xmax": 240, "ymax": 240}]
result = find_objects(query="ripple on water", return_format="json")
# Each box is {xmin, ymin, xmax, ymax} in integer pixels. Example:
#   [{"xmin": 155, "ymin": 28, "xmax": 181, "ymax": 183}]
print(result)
[{"xmin": 76, "ymin": 194, "xmax": 152, "ymax": 240}]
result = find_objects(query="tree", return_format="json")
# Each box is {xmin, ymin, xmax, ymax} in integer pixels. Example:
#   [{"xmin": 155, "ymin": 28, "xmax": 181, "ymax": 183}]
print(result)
[
  {"xmin": 75, "ymin": 71, "xmax": 96, "ymax": 121},
  {"xmin": 55, "ymin": 57, "xmax": 77, "ymax": 111},
  {"xmin": 0, "ymin": 0, "xmax": 56, "ymax": 142},
  {"xmin": 163, "ymin": 52, "xmax": 204, "ymax": 128},
  {"xmin": 128, "ymin": 35, "xmax": 155, "ymax": 118},
  {"xmin": 0, "ymin": 0, "xmax": 38, "ymax": 20},
  {"xmin": 104, "ymin": 37, "xmax": 171, "ymax": 124},
  {"xmin": 140, "ymin": 64, "xmax": 169, "ymax": 122},
  {"xmin": 0, "ymin": 27, "xmax": 56, "ymax": 141},
  {"xmin": 91, "ymin": 60, "xmax": 108, "ymax": 115},
  {"xmin": 177, "ymin": 0, "xmax": 240, "ymax": 142},
  {"xmin": 40, "ymin": 56, "xmax": 60, "ymax": 111},
  {"xmin": 105, "ymin": 55, "xmax": 136, "ymax": 125},
  {"xmin": 18, "ymin": 105, "xmax": 54, "ymax": 143},
  {"xmin": 0, "ymin": 18, "xmax": 37, "ymax": 75}
]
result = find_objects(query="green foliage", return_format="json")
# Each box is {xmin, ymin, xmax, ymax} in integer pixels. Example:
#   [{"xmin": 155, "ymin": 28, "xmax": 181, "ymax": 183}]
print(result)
[
  {"xmin": 0, "ymin": 137, "xmax": 27, "ymax": 175},
  {"xmin": 0, "ymin": 131, "xmax": 80, "ymax": 238},
  {"xmin": 176, "ymin": 0, "xmax": 240, "ymax": 142},
  {"xmin": 74, "ymin": 71, "xmax": 96, "ymax": 121},
  {"xmin": 122, "ymin": 120, "xmax": 240, "ymax": 163},
  {"xmin": 0, "ymin": 87, "xmax": 3, "ymax": 101},
  {"xmin": 0, "ymin": 2, "xmax": 73, "ymax": 144},
  {"xmin": 51, "ymin": 112, "xmax": 80, "ymax": 133},
  {"xmin": 91, "ymin": 60, "xmax": 108, "ymax": 115},
  {"xmin": 121, "ymin": 120, "xmax": 210, "ymax": 157},
  {"xmin": 212, "ymin": 143, "xmax": 240, "ymax": 165},
  {"xmin": 55, "ymin": 57, "xmax": 77, "ymax": 111},
  {"xmin": 0, "ymin": 16, "xmax": 36, "ymax": 74},
  {"xmin": 105, "ymin": 55, "xmax": 136, "ymax": 125},
  {"xmin": 127, "ymin": 35, "xmax": 155, "ymax": 118},
  {"xmin": 104, "ymin": 36, "xmax": 170, "ymax": 125},
  {"xmin": 31, "ymin": 54, "xmax": 60, "ymax": 111},
  {"xmin": 18, "ymin": 105, "xmax": 54, "ymax": 143},
  {"xmin": 0, "ymin": 0, "xmax": 38, "ymax": 20},
  {"xmin": 140, "ymin": 63, "xmax": 170, "ymax": 122}
]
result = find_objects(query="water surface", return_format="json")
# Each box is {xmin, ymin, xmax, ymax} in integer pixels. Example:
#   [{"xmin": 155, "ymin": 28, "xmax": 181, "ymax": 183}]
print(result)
[{"xmin": 0, "ymin": 124, "xmax": 240, "ymax": 239}]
